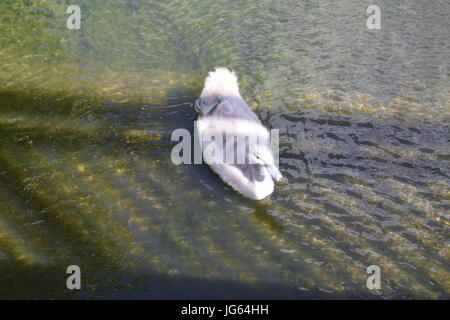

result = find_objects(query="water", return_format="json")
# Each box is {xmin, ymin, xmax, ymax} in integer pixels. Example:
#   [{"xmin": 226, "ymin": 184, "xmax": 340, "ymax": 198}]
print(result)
[{"xmin": 0, "ymin": 0, "xmax": 449, "ymax": 299}]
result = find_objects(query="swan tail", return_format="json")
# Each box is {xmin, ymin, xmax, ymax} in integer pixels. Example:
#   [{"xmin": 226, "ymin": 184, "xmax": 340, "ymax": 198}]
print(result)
[{"xmin": 200, "ymin": 67, "xmax": 240, "ymax": 99}]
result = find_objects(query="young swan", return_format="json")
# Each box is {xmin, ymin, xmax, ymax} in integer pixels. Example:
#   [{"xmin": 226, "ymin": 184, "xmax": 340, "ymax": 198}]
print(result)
[{"xmin": 195, "ymin": 67, "xmax": 282, "ymax": 200}]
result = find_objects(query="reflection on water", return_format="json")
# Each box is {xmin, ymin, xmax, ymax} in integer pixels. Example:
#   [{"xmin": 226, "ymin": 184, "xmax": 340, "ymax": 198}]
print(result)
[{"xmin": 0, "ymin": 0, "xmax": 448, "ymax": 299}]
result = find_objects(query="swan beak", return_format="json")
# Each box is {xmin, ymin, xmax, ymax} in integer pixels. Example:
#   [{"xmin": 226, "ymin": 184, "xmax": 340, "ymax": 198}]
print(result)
[{"xmin": 267, "ymin": 165, "xmax": 283, "ymax": 182}]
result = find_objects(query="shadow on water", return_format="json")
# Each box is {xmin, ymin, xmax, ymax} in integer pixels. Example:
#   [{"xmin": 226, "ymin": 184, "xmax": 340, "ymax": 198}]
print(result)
[
  {"xmin": 1, "ymin": 264, "xmax": 379, "ymax": 300},
  {"xmin": 0, "ymin": 86, "xmax": 449, "ymax": 299},
  {"xmin": 250, "ymin": 202, "xmax": 285, "ymax": 235},
  {"xmin": 0, "ymin": 86, "xmax": 291, "ymax": 299}
]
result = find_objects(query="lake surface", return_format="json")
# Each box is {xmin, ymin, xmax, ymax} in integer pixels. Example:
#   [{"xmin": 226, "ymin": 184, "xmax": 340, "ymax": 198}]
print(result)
[{"xmin": 0, "ymin": 0, "xmax": 449, "ymax": 299}]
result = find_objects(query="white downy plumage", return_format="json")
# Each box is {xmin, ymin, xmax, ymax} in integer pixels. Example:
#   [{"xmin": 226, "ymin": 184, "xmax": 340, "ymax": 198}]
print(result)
[{"xmin": 195, "ymin": 67, "xmax": 282, "ymax": 200}]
